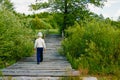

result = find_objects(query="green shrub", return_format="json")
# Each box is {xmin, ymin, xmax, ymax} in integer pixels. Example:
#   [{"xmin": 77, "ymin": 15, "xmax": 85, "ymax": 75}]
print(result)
[
  {"xmin": 0, "ymin": 9, "xmax": 34, "ymax": 68},
  {"xmin": 30, "ymin": 16, "xmax": 52, "ymax": 30},
  {"xmin": 61, "ymin": 20, "xmax": 120, "ymax": 76}
]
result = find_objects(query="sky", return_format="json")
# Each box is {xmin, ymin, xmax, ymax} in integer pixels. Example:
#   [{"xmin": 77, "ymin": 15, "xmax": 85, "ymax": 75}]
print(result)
[
  {"xmin": 10, "ymin": 0, "xmax": 120, "ymax": 21},
  {"xmin": 89, "ymin": 0, "xmax": 120, "ymax": 20}
]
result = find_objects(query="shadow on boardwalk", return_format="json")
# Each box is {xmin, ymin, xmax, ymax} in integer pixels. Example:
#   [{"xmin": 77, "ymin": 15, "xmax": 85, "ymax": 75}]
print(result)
[{"xmin": 0, "ymin": 34, "xmax": 79, "ymax": 80}]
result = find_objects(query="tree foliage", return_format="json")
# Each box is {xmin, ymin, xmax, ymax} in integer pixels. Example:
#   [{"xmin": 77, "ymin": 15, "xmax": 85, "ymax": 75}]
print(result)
[
  {"xmin": 30, "ymin": 2, "xmax": 50, "ymax": 10},
  {"xmin": 30, "ymin": 0, "xmax": 107, "ymax": 33},
  {"xmin": 0, "ymin": 0, "xmax": 14, "ymax": 11}
]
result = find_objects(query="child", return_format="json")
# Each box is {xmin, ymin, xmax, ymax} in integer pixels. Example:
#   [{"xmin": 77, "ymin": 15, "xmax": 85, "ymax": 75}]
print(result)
[{"xmin": 34, "ymin": 32, "xmax": 46, "ymax": 64}]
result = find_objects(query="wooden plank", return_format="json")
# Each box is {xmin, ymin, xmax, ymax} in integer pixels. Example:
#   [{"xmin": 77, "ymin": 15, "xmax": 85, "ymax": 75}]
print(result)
[
  {"xmin": 7, "ymin": 66, "xmax": 72, "ymax": 70},
  {"xmin": 2, "ymin": 69, "xmax": 72, "ymax": 76},
  {"xmin": 0, "ymin": 77, "xmax": 60, "ymax": 80},
  {"xmin": 19, "ymin": 57, "xmax": 66, "ymax": 61},
  {"xmin": 7, "ymin": 65, "xmax": 72, "ymax": 69}
]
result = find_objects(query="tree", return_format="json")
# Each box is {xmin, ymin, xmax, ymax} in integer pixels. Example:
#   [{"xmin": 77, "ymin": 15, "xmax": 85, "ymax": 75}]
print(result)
[
  {"xmin": 30, "ymin": 0, "xmax": 107, "ymax": 35},
  {"xmin": 0, "ymin": 0, "xmax": 14, "ymax": 11},
  {"xmin": 99, "ymin": 14, "xmax": 104, "ymax": 19}
]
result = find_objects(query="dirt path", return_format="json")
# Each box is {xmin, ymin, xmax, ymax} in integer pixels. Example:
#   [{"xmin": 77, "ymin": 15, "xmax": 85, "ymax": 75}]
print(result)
[{"xmin": 1, "ymin": 34, "xmax": 79, "ymax": 80}]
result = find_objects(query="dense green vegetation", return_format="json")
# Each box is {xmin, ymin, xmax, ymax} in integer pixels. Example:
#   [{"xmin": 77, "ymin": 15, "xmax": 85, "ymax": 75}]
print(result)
[
  {"xmin": 61, "ymin": 18, "xmax": 120, "ymax": 77},
  {"xmin": 0, "ymin": 0, "xmax": 34, "ymax": 68},
  {"xmin": 0, "ymin": 9, "xmax": 35, "ymax": 68},
  {"xmin": 28, "ymin": 12, "xmax": 62, "ymax": 29}
]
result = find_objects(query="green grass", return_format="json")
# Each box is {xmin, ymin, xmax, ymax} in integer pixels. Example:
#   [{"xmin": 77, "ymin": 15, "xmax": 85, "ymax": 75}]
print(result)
[{"xmin": 48, "ymin": 29, "xmax": 60, "ymax": 34}]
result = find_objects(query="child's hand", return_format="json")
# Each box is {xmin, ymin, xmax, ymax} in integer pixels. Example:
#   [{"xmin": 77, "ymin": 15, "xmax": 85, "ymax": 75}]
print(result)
[{"xmin": 44, "ymin": 49, "xmax": 46, "ymax": 54}]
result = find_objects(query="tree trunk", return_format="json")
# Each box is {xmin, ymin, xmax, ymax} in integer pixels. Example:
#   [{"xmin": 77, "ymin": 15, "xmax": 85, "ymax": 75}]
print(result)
[{"xmin": 62, "ymin": 0, "xmax": 68, "ymax": 37}]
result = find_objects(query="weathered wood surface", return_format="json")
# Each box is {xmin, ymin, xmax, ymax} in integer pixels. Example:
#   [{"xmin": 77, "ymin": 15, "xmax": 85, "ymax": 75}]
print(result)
[{"xmin": 1, "ymin": 34, "xmax": 79, "ymax": 80}]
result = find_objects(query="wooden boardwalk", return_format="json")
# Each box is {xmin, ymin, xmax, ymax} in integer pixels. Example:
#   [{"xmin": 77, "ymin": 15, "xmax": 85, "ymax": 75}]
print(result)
[{"xmin": 0, "ymin": 34, "xmax": 79, "ymax": 80}]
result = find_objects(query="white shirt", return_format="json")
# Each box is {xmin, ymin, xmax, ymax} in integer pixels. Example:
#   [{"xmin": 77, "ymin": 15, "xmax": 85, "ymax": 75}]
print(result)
[{"xmin": 34, "ymin": 37, "xmax": 46, "ymax": 49}]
